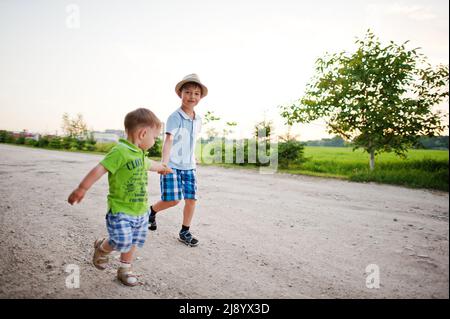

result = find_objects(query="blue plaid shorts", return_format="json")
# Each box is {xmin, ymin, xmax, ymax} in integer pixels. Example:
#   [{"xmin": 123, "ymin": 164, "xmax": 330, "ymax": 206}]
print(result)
[
  {"xmin": 106, "ymin": 211, "xmax": 149, "ymax": 252},
  {"xmin": 160, "ymin": 169, "xmax": 197, "ymax": 201}
]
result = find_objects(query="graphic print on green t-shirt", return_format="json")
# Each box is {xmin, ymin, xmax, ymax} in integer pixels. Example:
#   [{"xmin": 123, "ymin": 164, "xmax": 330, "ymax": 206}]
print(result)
[{"xmin": 100, "ymin": 139, "xmax": 151, "ymax": 216}]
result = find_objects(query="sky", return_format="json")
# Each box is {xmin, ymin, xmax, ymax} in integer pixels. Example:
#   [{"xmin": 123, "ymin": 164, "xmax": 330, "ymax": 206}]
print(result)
[{"xmin": 0, "ymin": 0, "xmax": 448, "ymax": 140}]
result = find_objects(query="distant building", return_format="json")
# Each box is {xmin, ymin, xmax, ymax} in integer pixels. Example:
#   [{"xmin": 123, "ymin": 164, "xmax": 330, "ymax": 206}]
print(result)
[
  {"xmin": 12, "ymin": 130, "xmax": 40, "ymax": 140},
  {"xmin": 92, "ymin": 129, "xmax": 125, "ymax": 143},
  {"xmin": 104, "ymin": 129, "xmax": 126, "ymax": 138}
]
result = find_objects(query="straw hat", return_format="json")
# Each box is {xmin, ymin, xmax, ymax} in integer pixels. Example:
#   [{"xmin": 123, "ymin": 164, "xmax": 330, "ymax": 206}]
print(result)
[{"xmin": 175, "ymin": 73, "xmax": 208, "ymax": 98}]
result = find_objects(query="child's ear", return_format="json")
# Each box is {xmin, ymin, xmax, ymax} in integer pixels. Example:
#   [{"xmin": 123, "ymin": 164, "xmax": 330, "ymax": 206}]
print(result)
[{"xmin": 139, "ymin": 127, "xmax": 147, "ymax": 139}]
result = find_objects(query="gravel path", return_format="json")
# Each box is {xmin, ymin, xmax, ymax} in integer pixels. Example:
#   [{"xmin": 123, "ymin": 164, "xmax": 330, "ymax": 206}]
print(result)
[{"xmin": 0, "ymin": 144, "xmax": 448, "ymax": 298}]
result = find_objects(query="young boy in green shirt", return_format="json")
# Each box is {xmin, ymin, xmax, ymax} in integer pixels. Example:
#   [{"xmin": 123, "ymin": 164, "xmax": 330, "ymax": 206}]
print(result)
[{"xmin": 68, "ymin": 108, "xmax": 172, "ymax": 286}]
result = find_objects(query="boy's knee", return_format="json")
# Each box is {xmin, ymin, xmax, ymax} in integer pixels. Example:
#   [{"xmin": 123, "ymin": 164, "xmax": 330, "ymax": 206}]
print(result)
[{"xmin": 169, "ymin": 200, "xmax": 180, "ymax": 207}]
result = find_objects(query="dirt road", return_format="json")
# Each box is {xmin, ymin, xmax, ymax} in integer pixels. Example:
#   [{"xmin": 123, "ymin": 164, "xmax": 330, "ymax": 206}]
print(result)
[{"xmin": 0, "ymin": 144, "xmax": 448, "ymax": 298}]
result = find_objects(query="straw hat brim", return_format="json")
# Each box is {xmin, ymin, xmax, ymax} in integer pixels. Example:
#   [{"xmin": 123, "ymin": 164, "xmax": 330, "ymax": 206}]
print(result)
[{"xmin": 175, "ymin": 79, "xmax": 208, "ymax": 98}]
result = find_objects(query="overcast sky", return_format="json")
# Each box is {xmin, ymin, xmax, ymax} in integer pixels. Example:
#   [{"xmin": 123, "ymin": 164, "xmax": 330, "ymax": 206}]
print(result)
[{"xmin": 0, "ymin": 0, "xmax": 448, "ymax": 140}]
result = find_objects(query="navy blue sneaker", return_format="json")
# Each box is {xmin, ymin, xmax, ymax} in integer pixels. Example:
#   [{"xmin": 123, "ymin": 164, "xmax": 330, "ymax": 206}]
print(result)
[
  {"xmin": 148, "ymin": 214, "xmax": 157, "ymax": 231},
  {"xmin": 178, "ymin": 230, "xmax": 199, "ymax": 247}
]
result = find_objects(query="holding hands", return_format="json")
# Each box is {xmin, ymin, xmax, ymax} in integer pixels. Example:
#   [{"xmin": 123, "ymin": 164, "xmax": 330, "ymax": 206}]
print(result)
[{"xmin": 154, "ymin": 162, "xmax": 173, "ymax": 175}]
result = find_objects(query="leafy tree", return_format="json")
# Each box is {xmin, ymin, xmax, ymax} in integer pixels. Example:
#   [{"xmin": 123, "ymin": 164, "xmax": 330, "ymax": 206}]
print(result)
[
  {"xmin": 203, "ymin": 110, "xmax": 221, "ymax": 142},
  {"xmin": 223, "ymin": 121, "xmax": 237, "ymax": 138},
  {"xmin": 280, "ymin": 31, "xmax": 449, "ymax": 170},
  {"xmin": 62, "ymin": 113, "xmax": 88, "ymax": 139},
  {"xmin": 203, "ymin": 110, "xmax": 221, "ymax": 124}
]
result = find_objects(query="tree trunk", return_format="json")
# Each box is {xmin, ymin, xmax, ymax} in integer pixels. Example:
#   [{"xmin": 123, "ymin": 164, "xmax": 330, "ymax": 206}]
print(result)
[{"xmin": 369, "ymin": 150, "xmax": 375, "ymax": 171}]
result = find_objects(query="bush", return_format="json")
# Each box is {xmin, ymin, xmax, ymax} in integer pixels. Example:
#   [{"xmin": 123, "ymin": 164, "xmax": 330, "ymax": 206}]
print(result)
[
  {"xmin": 48, "ymin": 137, "xmax": 62, "ymax": 149},
  {"xmin": 15, "ymin": 136, "xmax": 25, "ymax": 145},
  {"xmin": 278, "ymin": 140, "xmax": 306, "ymax": 168},
  {"xmin": 75, "ymin": 139, "xmax": 86, "ymax": 150},
  {"xmin": 147, "ymin": 137, "xmax": 162, "ymax": 157},
  {"xmin": 25, "ymin": 138, "xmax": 38, "ymax": 146},
  {"xmin": 0, "ymin": 130, "xmax": 14, "ymax": 143},
  {"xmin": 61, "ymin": 136, "xmax": 75, "ymax": 149},
  {"xmin": 37, "ymin": 136, "xmax": 50, "ymax": 148},
  {"xmin": 95, "ymin": 142, "xmax": 117, "ymax": 153}
]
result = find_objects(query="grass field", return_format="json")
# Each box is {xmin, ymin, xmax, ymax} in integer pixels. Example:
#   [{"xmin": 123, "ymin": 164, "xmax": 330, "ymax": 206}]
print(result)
[
  {"xmin": 196, "ymin": 142, "xmax": 448, "ymax": 191},
  {"xmin": 5, "ymin": 142, "xmax": 448, "ymax": 191},
  {"xmin": 281, "ymin": 147, "xmax": 449, "ymax": 191}
]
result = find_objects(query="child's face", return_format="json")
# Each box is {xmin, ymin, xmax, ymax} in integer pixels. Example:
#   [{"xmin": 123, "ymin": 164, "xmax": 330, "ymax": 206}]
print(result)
[
  {"xmin": 181, "ymin": 85, "xmax": 202, "ymax": 108},
  {"xmin": 140, "ymin": 126, "xmax": 160, "ymax": 151}
]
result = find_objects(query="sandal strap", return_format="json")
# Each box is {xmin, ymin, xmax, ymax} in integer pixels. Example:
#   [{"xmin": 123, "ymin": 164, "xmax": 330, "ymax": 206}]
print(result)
[{"xmin": 118, "ymin": 268, "xmax": 139, "ymax": 286}]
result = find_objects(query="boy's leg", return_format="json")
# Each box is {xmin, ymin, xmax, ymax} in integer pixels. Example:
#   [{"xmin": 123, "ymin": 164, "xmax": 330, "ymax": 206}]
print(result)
[
  {"xmin": 152, "ymin": 200, "xmax": 180, "ymax": 212},
  {"xmin": 93, "ymin": 211, "xmax": 118, "ymax": 270},
  {"xmin": 178, "ymin": 170, "xmax": 199, "ymax": 247},
  {"xmin": 100, "ymin": 239, "xmax": 114, "ymax": 252},
  {"xmin": 120, "ymin": 245, "xmax": 136, "ymax": 263},
  {"xmin": 178, "ymin": 200, "xmax": 198, "ymax": 246},
  {"xmin": 148, "ymin": 200, "xmax": 180, "ymax": 230},
  {"xmin": 149, "ymin": 169, "xmax": 182, "ymax": 230},
  {"xmin": 93, "ymin": 238, "xmax": 113, "ymax": 270},
  {"xmin": 117, "ymin": 246, "xmax": 139, "ymax": 286},
  {"xmin": 182, "ymin": 199, "xmax": 196, "ymax": 227},
  {"xmin": 117, "ymin": 210, "xmax": 149, "ymax": 287}
]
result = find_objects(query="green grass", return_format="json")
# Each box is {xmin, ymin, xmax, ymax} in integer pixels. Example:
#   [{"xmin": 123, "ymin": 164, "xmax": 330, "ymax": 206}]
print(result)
[
  {"xmin": 285, "ymin": 147, "xmax": 449, "ymax": 191},
  {"xmin": 196, "ymin": 143, "xmax": 448, "ymax": 191}
]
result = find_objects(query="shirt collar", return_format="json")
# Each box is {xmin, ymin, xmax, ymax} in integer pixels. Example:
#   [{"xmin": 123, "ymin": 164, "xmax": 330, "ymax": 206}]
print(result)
[
  {"xmin": 118, "ymin": 138, "xmax": 141, "ymax": 153},
  {"xmin": 178, "ymin": 107, "xmax": 201, "ymax": 121}
]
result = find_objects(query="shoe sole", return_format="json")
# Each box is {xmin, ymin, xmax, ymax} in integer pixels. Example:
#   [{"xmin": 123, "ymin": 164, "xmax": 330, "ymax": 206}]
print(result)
[{"xmin": 178, "ymin": 238, "xmax": 199, "ymax": 247}]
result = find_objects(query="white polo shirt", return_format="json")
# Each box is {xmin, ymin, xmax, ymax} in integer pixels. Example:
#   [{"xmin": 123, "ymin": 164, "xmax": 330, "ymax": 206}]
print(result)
[{"xmin": 165, "ymin": 108, "xmax": 202, "ymax": 170}]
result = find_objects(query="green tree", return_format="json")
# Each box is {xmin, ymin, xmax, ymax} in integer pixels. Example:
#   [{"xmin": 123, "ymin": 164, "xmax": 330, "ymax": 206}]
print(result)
[
  {"xmin": 203, "ymin": 110, "xmax": 221, "ymax": 142},
  {"xmin": 62, "ymin": 113, "xmax": 88, "ymax": 139},
  {"xmin": 280, "ymin": 31, "xmax": 449, "ymax": 170},
  {"xmin": 223, "ymin": 121, "xmax": 237, "ymax": 138},
  {"xmin": 203, "ymin": 110, "xmax": 221, "ymax": 124}
]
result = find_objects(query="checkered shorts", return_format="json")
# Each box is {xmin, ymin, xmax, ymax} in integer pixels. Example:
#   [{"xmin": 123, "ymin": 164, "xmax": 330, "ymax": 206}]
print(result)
[
  {"xmin": 160, "ymin": 169, "xmax": 197, "ymax": 201},
  {"xmin": 106, "ymin": 211, "xmax": 149, "ymax": 252}
]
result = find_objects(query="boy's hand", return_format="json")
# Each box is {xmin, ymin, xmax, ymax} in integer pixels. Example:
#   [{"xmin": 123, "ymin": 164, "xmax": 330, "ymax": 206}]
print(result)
[
  {"xmin": 68, "ymin": 187, "xmax": 86, "ymax": 205},
  {"xmin": 157, "ymin": 163, "xmax": 173, "ymax": 175}
]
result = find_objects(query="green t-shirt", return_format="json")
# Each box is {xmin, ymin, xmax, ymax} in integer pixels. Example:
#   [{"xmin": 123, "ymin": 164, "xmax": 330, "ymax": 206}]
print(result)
[{"xmin": 100, "ymin": 138, "xmax": 152, "ymax": 216}]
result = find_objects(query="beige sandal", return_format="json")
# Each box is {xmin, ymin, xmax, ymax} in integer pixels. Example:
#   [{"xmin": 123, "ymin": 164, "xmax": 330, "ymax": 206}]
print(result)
[
  {"xmin": 93, "ymin": 238, "xmax": 110, "ymax": 270},
  {"xmin": 117, "ymin": 266, "xmax": 139, "ymax": 287}
]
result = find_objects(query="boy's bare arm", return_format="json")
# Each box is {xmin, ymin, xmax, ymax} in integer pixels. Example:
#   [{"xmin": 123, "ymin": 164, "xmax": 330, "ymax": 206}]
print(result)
[
  {"xmin": 148, "ymin": 133, "xmax": 174, "ymax": 175},
  {"xmin": 68, "ymin": 163, "xmax": 108, "ymax": 205},
  {"xmin": 161, "ymin": 133, "xmax": 174, "ymax": 165},
  {"xmin": 150, "ymin": 133, "xmax": 173, "ymax": 175}
]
